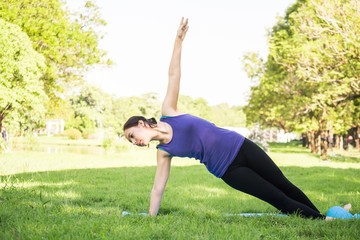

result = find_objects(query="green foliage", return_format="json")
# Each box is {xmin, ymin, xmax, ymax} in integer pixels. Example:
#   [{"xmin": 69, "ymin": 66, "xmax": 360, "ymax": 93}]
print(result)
[
  {"xmin": 112, "ymin": 92, "xmax": 162, "ymax": 132},
  {"xmin": 68, "ymin": 85, "xmax": 107, "ymax": 131},
  {"xmin": 63, "ymin": 128, "xmax": 82, "ymax": 140},
  {"xmin": 0, "ymin": 0, "xmax": 110, "ymax": 117},
  {"xmin": 45, "ymin": 97, "xmax": 75, "ymax": 127},
  {"xmin": 102, "ymin": 135, "xmax": 114, "ymax": 150},
  {"xmin": 211, "ymin": 104, "xmax": 246, "ymax": 127},
  {"xmin": 178, "ymin": 96, "xmax": 246, "ymax": 127},
  {"xmin": 178, "ymin": 95, "xmax": 212, "ymax": 120},
  {"xmin": 66, "ymin": 84, "xmax": 247, "ymax": 136},
  {"xmin": 68, "ymin": 85, "xmax": 158, "ymax": 134},
  {"xmin": 242, "ymin": 52, "xmax": 264, "ymax": 84},
  {"xmin": 102, "ymin": 136, "xmax": 131, "ymax": 152},
  {"xmin": 0, "ymin": 19, "xmax": 46, "ymax": 131},
  {"xmin": 244, "ymin": 0, "xmax": 360, "ymax": 135}
]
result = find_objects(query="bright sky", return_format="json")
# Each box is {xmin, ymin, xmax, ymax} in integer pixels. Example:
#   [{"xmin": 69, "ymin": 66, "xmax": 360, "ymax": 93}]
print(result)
[{"xmin": 77, "ymin": 0, "xmax": 296, "ymax": 106}]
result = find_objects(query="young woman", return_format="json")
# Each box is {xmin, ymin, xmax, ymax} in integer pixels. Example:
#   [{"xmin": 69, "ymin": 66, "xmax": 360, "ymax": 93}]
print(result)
[{"xmin": 123, "ymin": 17, "xmax": 326, "ymax": 219}]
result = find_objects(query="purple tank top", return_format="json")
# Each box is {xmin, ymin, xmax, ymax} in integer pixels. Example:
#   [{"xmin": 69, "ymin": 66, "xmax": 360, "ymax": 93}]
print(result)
[{"xmin": 157, "ymin": 114, "xmax": 245, "ymax": 178}]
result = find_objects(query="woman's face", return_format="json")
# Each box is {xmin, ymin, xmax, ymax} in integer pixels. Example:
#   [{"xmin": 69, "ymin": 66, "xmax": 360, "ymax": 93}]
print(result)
[{"xmin": 124, "ymin": 121, "xmax": 152, "ymax": 147}]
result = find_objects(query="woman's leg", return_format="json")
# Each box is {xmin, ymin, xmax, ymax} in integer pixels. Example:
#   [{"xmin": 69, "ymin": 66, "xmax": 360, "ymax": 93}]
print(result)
[
  {"xmin": 240, "ymin": 139, "xmax": 321, "ymax": 213},
  {"xmin": 221, "ymin": 166, "xmax": 325, "ymax": 219}
]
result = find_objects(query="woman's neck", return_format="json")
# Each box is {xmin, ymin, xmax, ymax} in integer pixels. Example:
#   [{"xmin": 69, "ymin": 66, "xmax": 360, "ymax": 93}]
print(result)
[{"xmin": 153, "ymin": 122, "xmax": 173, "ymax": 144}]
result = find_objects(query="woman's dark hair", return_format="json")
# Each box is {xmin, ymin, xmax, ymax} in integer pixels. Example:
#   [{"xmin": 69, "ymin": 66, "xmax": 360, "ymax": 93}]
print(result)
[{"xmin": 123, "ymin": 116, "xmax": 157, "ymax": 132}]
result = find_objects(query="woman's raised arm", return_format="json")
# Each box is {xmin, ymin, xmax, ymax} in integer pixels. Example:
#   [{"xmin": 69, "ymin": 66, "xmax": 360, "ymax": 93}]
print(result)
[{"xmin": 161, "ymin": 17, "xmax": 189, "ymax": 116}]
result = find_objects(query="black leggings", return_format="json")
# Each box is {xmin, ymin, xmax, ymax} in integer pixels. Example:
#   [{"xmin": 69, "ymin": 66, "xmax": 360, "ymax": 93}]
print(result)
[{"xmin": 221, "ymin": 139, "xmax": 325, "ymax": 219}]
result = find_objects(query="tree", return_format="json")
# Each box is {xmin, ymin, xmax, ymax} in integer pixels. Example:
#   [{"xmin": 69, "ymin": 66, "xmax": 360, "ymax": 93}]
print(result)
[
  {"xmin": 211, "ymin": 104, "xmax": 246, "ymax": 127},
  {"xmin": 244, "ymin": 0, "xmax": 360, "ymax": 159},
  {"xmin": 272, "ymin": 0, "xmax": 360, "ymax": 158},
  {"xmin": 0, "ymin": 19, "xmax": 46, "ymax": 132},
  {"xmin": 243, "ymin": 53, "xmax": 303, "ymax": 132},
  {"xmin": 0, "ymin": 0, "xmax": 110, "ymax": 116},
  {"xmin": 69, "ymin": 85, "xmax": 110, "ymax": 132},
  {"xmin": 178, "ymin": 96, "xmax": 212, "ymax": 120}
]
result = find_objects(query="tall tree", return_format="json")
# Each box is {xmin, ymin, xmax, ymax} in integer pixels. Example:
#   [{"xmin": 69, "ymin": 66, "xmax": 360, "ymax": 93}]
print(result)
[
  {"xmin": 69, "ymin": 85, "xmax": 110, "ymax": 132},
  {"xmin": 0, "ymin": 0, "xmax": 110, "ymax": 115},
  {"xmin": 244, "ymin": 0, "xmax": 360, "ymax": 159},
  {"xmin": 0, "ymin": 19, "xmax": 46, "ymax": 131}
]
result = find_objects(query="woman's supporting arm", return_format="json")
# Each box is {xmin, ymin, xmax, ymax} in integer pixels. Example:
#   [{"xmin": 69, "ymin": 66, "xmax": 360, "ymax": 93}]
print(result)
[
  {"xmin": 162, "ymin": 17, "xmax": 189, "ymax": 116},
  {"xmin": 149, "ymin": 149, "xmax": 172, "ymax": 216}
]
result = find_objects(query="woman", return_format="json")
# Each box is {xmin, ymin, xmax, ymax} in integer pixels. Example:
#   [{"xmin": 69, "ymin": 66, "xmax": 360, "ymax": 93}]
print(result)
[{"xmin": 123, "ymin": 17, "xmax": 325, "ymax": 219}]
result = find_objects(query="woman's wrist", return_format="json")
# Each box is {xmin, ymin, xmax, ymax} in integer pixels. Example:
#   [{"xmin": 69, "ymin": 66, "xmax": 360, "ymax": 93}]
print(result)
[
  {"xmin": 149, "ymin": 208, "xmax": 157, "ymax": 216},
  {"xmin": 176, "ymin": 35, "xmax": 184, "ymax": 42}
]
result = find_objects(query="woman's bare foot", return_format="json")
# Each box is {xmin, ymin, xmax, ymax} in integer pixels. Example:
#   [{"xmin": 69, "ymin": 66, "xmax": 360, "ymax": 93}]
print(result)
[
  {"xmin": 325, "ymin": 216, "xmax": 334, "ymax": 221},
  {"xmin": 343, "ymin": 203, "xmax": 352, "ymax": 212}
]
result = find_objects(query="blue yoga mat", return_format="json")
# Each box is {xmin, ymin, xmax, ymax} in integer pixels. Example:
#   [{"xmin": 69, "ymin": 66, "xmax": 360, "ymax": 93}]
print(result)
[
  {"xmin": 122, "ymin": 209, "xmax": 360, "ymax": 219},
  {"xmin": 121, "ymin": 211, "xmax": 287, "ymax": 217},
  {"xmin": 225, "ymin": 213, "xmax": 288, "ymax": 217},
  {"xmin": 122, "ymin": 211, "xmax": 148, "ymax": 216}
]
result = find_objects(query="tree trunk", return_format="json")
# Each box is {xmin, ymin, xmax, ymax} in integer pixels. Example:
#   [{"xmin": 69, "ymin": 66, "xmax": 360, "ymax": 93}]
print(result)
[
  {"xmin": 355, "ymin": 125, "xmax": 360, "ymax": 150},
  {"xmin": 315, "ymin": 131, "xmax": 321, "ymax": 154},
  {"xmin": 0, "ymin": 104, "xmax": 12, "ymax": 129},
  {"xmin": 328, "ymin": 129, "xmax": 334, "ymax": 152},
  {"xmin": 301, "ymin": 133, "xmax": 307, "ymax": 147},
  {"xmin": 0, "ymin": 115, "xmax": 4, "ymax": 130},
  {"xmin": 308, "ymin": 131, "xmax": 316, "ymax": 153},
  {"xmin": 343, "ymin": 134, "xmax": 349, "ymax": 151},
  {"xmin": 18, "ymin": 122, "xmax": 22, "ymax": 137},
  {"xmin": 335, "ymin": 134, "xmax": 340, "ymax": 149},
  {"xmin": 348, "ymin": 128, "xmax": 355, "ymax": 148},
  {"xmin": 340, "ymin": 135, "xmax": 343, "ymax": 150},
  {"xmin": 320, "ymin": 131, "xmax": 328, "ymax": 160}
]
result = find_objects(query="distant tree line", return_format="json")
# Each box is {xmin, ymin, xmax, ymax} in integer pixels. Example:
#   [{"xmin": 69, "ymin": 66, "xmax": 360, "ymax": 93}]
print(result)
[
  {"xmin": 243, "ymin": 0, "xmax": 360, "ymax": 159},
  {"xmin": 64, "ymin": 85, "xmax": 246, "ymax": 137}
]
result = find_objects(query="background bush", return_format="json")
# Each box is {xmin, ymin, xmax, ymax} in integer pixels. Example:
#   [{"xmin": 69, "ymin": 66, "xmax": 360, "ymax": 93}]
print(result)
[{"xmin": 63, "ymin": 129, "xmax": 82, "ymax": 140}]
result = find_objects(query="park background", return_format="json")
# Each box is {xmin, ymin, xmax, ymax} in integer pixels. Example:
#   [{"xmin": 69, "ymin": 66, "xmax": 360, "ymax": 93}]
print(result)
[{"xmin": 1, "ymin": 0, "xmax": 360, "ymax": 239}]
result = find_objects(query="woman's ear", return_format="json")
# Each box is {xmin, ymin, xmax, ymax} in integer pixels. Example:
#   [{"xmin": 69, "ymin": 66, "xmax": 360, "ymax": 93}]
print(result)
[{"xmin": 138, "ymin": 120, "xmax": 145, "ymax": 127}]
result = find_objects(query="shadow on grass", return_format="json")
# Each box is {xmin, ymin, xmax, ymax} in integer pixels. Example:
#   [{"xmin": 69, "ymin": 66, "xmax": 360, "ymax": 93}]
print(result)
[
  {"xmin": 327, "ymin": 154, "xmax": 360, "ymax": 163},
  {"xmin": 0, "ymin": 165, "xmax": 359, "ymax": 239},
  {"xmin": 269, "ymin": 141, "xmax": 360, "ymax": 163},
  {"xmin": 269, "ymin": 141, "xmax": 314, "ymax": 155}
]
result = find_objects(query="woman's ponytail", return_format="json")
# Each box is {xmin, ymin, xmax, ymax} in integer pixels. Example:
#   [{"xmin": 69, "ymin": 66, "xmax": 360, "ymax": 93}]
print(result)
[{"xmin": 147, "ymin": 117, "xmax": 157, "ymax": 125}]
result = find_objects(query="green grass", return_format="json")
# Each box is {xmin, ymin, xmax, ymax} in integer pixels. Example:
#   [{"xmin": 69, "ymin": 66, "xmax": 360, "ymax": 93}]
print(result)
[
  {"xmin": 14, "ymin": 135, "xmax": 104, "ymax": 147},
  {"xmin": 269, "ymin": 141, "xmax": 360, "ymax": 163},
  {"xmin": 0, "ymin": 140, "xmax": 360, "ymax": 239}
]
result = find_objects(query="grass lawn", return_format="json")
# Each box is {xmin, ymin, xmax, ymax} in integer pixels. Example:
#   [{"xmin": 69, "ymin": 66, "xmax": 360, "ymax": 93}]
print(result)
[
  {"xmin": 14, "ymin": 135, "xmax": 104, "ymax": 147},
  {"xmin": 0, "ymin": 140, "xmax": 359, "ymax": 239}
]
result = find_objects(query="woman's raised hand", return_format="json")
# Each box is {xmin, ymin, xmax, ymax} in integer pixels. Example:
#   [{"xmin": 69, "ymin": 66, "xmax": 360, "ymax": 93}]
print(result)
[{"xmin": 177, "ymin": 17, "xmax": 189, "ymax": 41}]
